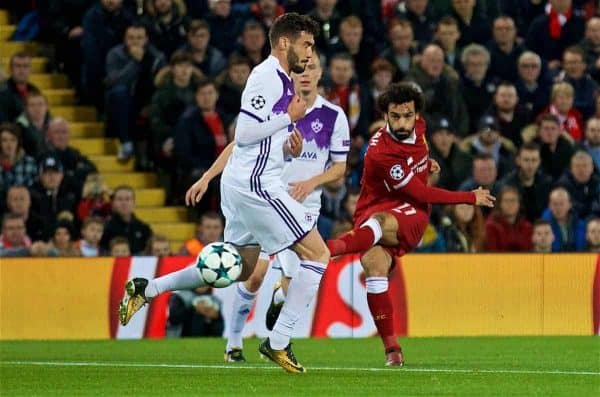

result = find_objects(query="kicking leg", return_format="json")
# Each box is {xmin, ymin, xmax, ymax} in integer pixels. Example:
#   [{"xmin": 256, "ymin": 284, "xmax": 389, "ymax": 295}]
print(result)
[
  {"xmin": 225, "ymin": 255, "xmax": 270, "ymax": 361},
  {"xmin": 120, "ymin": 246, "xmax": 261, "ymax": 326},
  {"xmin": 361, "ymin": 246, "xmax": 404, "ymax": 366},
  {"xmin": 327, "ymin": 212, "xmax": 400, "ymax": 256}
]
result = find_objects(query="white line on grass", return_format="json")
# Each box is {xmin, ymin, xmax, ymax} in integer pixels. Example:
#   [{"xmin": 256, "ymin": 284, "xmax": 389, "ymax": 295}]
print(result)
[{"xmin": 1, "ymin": 361, "xmax": 598, "ymax": 376}]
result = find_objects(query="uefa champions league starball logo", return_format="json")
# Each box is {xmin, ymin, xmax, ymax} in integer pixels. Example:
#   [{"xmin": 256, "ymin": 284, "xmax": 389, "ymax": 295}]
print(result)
[
  {"xmin": 250, "ymin": 95, "xmax": 266, "ymax": 110},
  {"xmin": 389, "ymin": 164, "xmax": 404, "ymax": 180}
]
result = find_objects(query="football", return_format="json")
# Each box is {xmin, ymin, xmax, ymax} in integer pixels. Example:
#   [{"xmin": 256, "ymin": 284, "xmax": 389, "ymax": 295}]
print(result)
[{"xmin": 195, "ymin": 242, "xmax": 243, "ymax": 288}]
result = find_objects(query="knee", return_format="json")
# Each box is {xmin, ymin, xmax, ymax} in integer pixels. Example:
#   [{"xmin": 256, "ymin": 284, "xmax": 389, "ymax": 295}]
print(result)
[{"xmin": 361, "ymin": 252, "xmax": 390, "ymax": 277}]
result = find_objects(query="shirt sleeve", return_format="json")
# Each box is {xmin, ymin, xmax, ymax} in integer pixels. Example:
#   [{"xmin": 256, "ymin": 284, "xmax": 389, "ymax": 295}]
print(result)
[
  {"xmin": 329, "ymin": 106, "xmax": 351, "ymax": 162},
  {"xmin": 234, "ymin": 69, "xmax": 292, "ymax": 146},
  {"xmin": 375, "ymin": 155, "xmax": 476, "ymax": 205}
]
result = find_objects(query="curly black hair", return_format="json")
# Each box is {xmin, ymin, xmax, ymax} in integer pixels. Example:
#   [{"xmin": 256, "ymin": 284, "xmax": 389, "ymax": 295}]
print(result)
[
  {"xmin": 377, "ymin": 82, "xmax": 425, "ymax": 114},
  {"xmin": 269, "ymin": 12, "xmax": 320, "ymax": 48}
]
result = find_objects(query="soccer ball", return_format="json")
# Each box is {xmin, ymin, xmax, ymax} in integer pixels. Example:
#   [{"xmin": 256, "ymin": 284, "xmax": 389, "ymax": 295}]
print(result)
[{"xmin": 195, "ymin": 242, "xmax": 243, "ymax": 288}]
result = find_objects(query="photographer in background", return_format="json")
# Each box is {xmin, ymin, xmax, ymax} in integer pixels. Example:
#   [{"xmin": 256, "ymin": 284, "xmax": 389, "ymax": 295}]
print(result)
[{"xmin": 166, "ymin": 286, "xmax": 224, "ymax": 337}]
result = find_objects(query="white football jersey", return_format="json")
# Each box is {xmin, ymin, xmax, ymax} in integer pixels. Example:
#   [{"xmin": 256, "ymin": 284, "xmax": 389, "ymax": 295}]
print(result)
[{"xmin": 280, "ymin": 95, "xmax": 350, "ymax": 211}]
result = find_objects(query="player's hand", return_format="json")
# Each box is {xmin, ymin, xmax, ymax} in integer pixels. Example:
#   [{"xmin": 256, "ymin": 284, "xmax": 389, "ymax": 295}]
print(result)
[
  {"xmin": 287, "ymin": 95, "xmax": 307, "ymax": 122},
  {"xmin": 185, "ymin": 175, "xmax": 210, "ymax": 206},
  {"xmin": 289, "ymin": 179, "xmax": 317, "ymax": 202},
  {"xmin": 68, "ymin": 26, "xmax": 84, "ymax": 39},
  {"xmin": 287, "ymin": 128, "xmax": 303, "ymax": 158},
  {"xmin": 472, "ymin": 186, "xmax": 496, "ymax": 208},
  {"xmin": 429, "ymin": 158, "xmax": 441, "ymax": 174}
]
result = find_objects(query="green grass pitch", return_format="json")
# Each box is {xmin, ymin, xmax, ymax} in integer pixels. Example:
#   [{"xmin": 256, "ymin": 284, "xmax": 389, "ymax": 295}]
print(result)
[{"xmin": 1, "ymin": 337, "xmax": 599, "ymax": 396}]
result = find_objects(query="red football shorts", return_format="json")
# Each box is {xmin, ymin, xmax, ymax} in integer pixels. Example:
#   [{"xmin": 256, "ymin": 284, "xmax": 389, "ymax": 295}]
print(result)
[{"xmin": 379, "ymin": 203, "xmax": 429, "ymax": 259}]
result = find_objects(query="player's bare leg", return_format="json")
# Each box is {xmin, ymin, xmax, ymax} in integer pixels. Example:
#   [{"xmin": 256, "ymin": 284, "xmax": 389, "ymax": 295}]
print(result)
[
  {"xmin": 260, "ymin": 228, "xmax": 330, "ymax": 373},
  {"xmin": 225, "ymin": 256, "xmax": 270, "ymax": 362},
  {"xmin": 120, "ymin": 246, "xmax": 261, "ymax": 326},
  {"xmin": 361, "ymin": 245, "xmax": 404, "ymax": 367},
  {"xmin": 327, "ymin": 211, "xmax": 400, "ymax": 256}
]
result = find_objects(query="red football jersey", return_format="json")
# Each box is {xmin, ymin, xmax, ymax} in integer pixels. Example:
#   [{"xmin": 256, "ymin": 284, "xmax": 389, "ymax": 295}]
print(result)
[{"xmin": 354, "ymin": 118, "xmax": 430, "ymax": 226}]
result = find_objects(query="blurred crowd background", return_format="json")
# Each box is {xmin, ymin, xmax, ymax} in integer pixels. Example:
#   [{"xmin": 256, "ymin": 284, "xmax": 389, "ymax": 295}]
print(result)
[{"xmin": 1, "ymin": 0, "xmax": 599, "ymax": 259}]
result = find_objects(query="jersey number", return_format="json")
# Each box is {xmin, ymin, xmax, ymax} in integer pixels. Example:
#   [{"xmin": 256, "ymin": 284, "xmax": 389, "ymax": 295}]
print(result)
[{"xmin": 391, "ymin": 203, "xmax": 416, "ymax": 216}]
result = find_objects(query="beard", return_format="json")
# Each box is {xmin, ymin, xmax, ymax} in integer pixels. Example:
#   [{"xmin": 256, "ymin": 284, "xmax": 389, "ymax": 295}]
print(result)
[
  {"xmin": 388, "ymin": 122, "xmax": 412, "ymax": 140},
  {"xmin": 288, "ymin": 47, "xmax": 306, "ymax": 74}
]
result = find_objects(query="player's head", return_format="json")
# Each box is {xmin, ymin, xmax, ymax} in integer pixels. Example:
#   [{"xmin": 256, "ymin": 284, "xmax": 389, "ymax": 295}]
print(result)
[
  {"xmin": 269, "ymin": 13, "xmax": 319, "ymax": 74},
  {"xmin": 291, "ymin": 49, "xmax": 322, "ymax": 96},
  {"xmin": 377, "ymin": 82, "xmax": 424, "ymax": 140}
]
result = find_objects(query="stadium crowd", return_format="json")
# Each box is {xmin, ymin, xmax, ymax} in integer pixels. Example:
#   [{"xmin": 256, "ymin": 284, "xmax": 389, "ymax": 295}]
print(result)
[{"xmin": 1, "ymin": 0, "xmax": 600, "ymax": 258}]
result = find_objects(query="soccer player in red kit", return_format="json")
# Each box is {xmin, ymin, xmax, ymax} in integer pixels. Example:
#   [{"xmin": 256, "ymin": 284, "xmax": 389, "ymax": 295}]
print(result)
[{"xmin": 327, "ymin": 82, "xmax": 496, "ymax": 366}]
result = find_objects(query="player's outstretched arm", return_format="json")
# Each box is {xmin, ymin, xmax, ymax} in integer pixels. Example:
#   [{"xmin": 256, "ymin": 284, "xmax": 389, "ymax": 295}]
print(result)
[
  {"xmin": 289, "ymin": 161, "xmax": 346, "ymax": 202},
  {"xmin": 185, "ymin": 142, "xmax": 235, "ymax": 206}
]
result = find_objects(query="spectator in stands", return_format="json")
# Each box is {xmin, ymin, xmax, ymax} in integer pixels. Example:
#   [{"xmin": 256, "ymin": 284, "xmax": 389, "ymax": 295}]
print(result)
[
  {"xmin": 2, "ymin": 52, "xmax": 40, "ymax": 122},
  {"xmin": 30, "ymin": 154, "xmax": 78, "ymax": 226},
  {"xmin": 460, "ymin": 115, "xmax": 515, "ymax": 178},
  {"xmin": 143, "ymin": 0, "xmax": 189, "ymax": 59},
  {"xmin": 541, "ymin": 187, "xmax": 586, "ymax": 251},
  {"xmin": 231, "ymin": 20, "xmax": 269, "ymax": 67},
  {"xmin": 5, "ymin": 186, "xmax": 46, "ymax": 242},
  {"xmin": 0, "ymin": 123, "xmax": 38, "ymax": 199},
  {"xmin": 307, "ymin": 0, "xmax": 342, "ymax": 55},
  {"xmin": 180, "ymin": 210, "xmax": 223, "ymax": 256},
  {"xmin": 531, "ymin": 219, "xmax": 555, "ymax": 253},
  {"xmin": 322, "ymin": 52, "xmax": 370, "ymax": 139},
  {"xmin": 16, "ymin": 91, "xmax": 51, "ymax": 158},
  {"xmin": 81, "ymin": 0, "xmax": 134, "ymax": 108},
  {"xmin": 585, "ymin": 218, "xmax": 600, "ymax": 252},
  {"xmin": 487, "ymin": 15, "xmax": 524, "ymax": 83},
  {"xmin": 146, "ymin": 234, "xmax": 172, "ymax": 256},
  {"xmin": 428, "ymin": 117, "xmax": 472, "ymax": 190},
  {"xmin": 77, "ymin": 217, "xmax": 104, "ymax": 257},
  {"xmin": 485, "ymin": 185, "xmax": 533, "ymax": 252},
  {"xmin": 109, "ymin": 236, "xmax": 131, "ymax": 257},
  {"xmin": 101, "ymin": 185, "xmax": 152, "ymax": 255},
  {"xmin": 76, "ymin": 172, "xmax": 112, "ymax": 222},
  {"xmin": 181, "ymin": 19, "xmax": 226, "ymax": 77},
  {"xmin": 556, "ymin": 151, "xmax": 600, "ymax": 219},
  {"xmin": 406, "ymin": 44, "xmax": 468, "ymax": 137},
  {"xmin": 150, "ymin": 51, "xmax": 201, "ymax": 184},
  {"xmin": 534, "ymin": 113, "xmax": 575, "ymax": 179},
  {"xmin": 433, "ymin": 16, "xmax": 462, "ymax": 73},
  {"xmin": 47, "ymin": 0, "xmax": 95, "ymax": 95},
  {"xmin": 329, "ymin": 16, "xmax": 377, "ymax": 80},
  {"xmin": 579, "ymin": 117, "xmax": 600, "ymax": 171},
  {"xmin": 440, "ymin": 203, "xmax": 485, "ymax": 252},
  {"xmin": 43, "ymin": 117, "xmax": 97, "ymax": 192},
  {"xmin": 380, "ymin": 19, "xmax": 416, "ymax": 81},
  {"xmin": 394, "ymin": 0, "xmax": 438, "ymax": 47},
  {"xmin": 216, "ymin": 55, "xmax": 252, "ymax": 117},
  {"xmin": 525, "ymin": 0, "xmax": 585, "ymax": 69},
  {"xmin": 330, "ymin": 219, "xmax": 353, "ymax": 239},
  {"xmin": 166, "ymin": 286, "xmax": 224, "ymax": 337},
  {"xmin": 460, "ymin": 44, "xmax": 497, "ymax": 133},
  {"xmin": 318, "ymin": 176, "xmax": 347, "ymax": 232},
  {"xmin": 488, "ymin": 82, "xmax": 531, "ymax": 147},
  {"xmin": 500, "ymin": 142, "xmax": 552, "ymax": 222},
  {"xmin": 368, "ymin": 58, "xmax": 395, "ymax": 119},
  {"xmin": 579, "ymin": 16, "xmax": 600, "ymax": 83},
  {"xmin": 451, "ymin": 0, "xmax": 491, "ymax": 47},
  {"xmin": 556, "ymin": 46, "xmax": 598, "ymax": 118},
  {"xmin": 48, "ymin": 220, "xmax": 81, "ymax": 257},
  {"xmin": 105, "ymin": 23, "xmax": 166, "ymax": 161},
  {"xmin": 515, "ymin": 51, "xmax": 551, "ymax": 117},
  {"xmin": 459, "ymin": 153, "xmax": 501, "ymax": 201},
  {"xmin": 206, "ymin": 0, "xmax": 246, "ymax": 56},
  {"xmin": 0, "ymin": 213, "xmax": 32, "ymax": 257},
  {"xmin": 174, "ymin": 79, "xmax": 233, "ymax": 208}
]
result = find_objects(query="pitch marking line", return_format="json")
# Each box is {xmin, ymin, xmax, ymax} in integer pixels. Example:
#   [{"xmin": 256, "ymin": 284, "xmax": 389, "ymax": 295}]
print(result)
[{"xmin": 1, "ymin": 361, "xmax": 599, "ymax": 376}]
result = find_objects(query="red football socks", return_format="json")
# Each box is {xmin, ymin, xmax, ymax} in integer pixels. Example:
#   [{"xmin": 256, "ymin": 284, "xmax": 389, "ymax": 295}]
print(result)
[
  {"xmin": 367, "ymin": 290, "xmax": 399, "ymax": 352},
  {"xmin": 327, "ymin": 226, "xmax": 376, "ymax": 256}
]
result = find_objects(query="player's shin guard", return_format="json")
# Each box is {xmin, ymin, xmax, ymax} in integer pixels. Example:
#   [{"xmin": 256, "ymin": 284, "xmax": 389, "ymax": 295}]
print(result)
[
  {"xmin": 145, "ymin": 265, "xmax": 206, "ymax": 299},
  {"xmin": 327, "ymin": 218, "xmax": 383, "ymax": 256},
  {"xmin": 269, "ymin": 260, "xmax": 326, "ymax": 350},
  {"xmin": 366, "ymin": 277, "xmax": 399, "ymax": 352},
  {"xmin": 226, "ymin": 283, "xmax": 257, "ymax": 351}
]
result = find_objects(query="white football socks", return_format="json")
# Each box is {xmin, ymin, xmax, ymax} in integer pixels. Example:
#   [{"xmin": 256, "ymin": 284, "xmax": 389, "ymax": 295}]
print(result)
[
  {"xmin": 145, "ymin": 266, "xmax": 206, "ymax": 299},
  {"xmin": 269, "ymin": 260, "xmax": 326, "ymax": 350},
  {"xmin": 226, "ymin": 283, "xmax": 257, "ymax": 351},
  {"xmin": 273, "ymin": 286, "xmax": 286, "ymax": 305}
]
